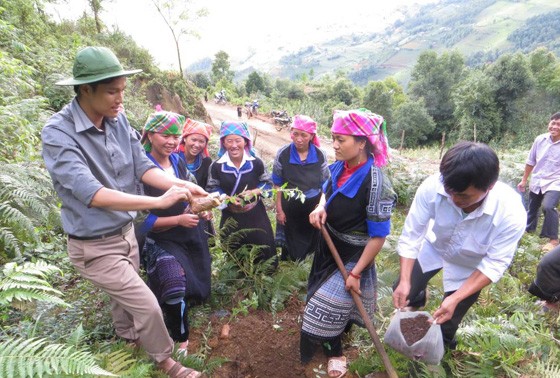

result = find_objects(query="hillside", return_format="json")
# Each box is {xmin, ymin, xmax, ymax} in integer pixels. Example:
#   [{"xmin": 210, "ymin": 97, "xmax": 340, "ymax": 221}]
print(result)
[{"xmin": 197, "ymin": 0, "xmax": 560, "ymax": 85}]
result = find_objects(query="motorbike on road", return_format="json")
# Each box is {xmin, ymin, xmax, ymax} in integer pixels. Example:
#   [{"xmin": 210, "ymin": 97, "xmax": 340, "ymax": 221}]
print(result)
[
  {"xmin": 271, "ymin": 110, "xmax": 292, "ymax": 131},
  {"xmin": 214, "ymin": 90, "xmax": 227, "ymax": 105}
]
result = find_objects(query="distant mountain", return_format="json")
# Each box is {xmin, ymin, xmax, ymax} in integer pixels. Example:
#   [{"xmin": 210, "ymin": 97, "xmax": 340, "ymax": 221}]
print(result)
[{"xmin": 188, "ymin": 0, "xmax": 560, "ymax": 86}]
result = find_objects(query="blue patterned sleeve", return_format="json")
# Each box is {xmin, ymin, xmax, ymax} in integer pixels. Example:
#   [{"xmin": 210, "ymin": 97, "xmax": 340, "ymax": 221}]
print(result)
[{"xmin": 366, "ymin": 167, "xmax": 397, "ymax": 238}]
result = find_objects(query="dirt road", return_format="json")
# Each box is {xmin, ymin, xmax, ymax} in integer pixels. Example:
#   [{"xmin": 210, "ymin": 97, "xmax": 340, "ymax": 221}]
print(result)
[{"xmin": 203, "ymin": 101, "xmax": 335, "ymax": 162}]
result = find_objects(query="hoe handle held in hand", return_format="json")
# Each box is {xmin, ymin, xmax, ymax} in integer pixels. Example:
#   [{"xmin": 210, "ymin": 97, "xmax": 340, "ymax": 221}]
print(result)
[{"xmin": 320, "ymin": 225, "xmax": 398, "ymax": 378}]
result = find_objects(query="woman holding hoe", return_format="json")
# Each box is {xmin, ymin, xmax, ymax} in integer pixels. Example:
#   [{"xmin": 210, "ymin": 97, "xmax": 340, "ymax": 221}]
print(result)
[{"xmin": 302, "ymin": 109, "xmax": 396, "ymax": 377}]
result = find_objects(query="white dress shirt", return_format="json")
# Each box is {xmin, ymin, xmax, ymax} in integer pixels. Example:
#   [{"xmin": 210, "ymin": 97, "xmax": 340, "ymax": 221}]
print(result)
[{"xmin": 397, "ymin": 174, "xmax": 526, "ymax": 292}]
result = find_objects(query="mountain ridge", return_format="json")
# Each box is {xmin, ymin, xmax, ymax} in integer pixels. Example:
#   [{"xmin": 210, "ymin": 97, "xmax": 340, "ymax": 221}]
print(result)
[{"xmin": 188, "ymin": 0, "xmax": 560, "ymax": 85}]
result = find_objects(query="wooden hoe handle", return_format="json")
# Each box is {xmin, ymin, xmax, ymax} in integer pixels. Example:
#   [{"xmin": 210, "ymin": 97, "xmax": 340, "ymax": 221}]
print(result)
[{"xmin": 320, "ymin": 226, "xmax": 398, "ymax": 378}]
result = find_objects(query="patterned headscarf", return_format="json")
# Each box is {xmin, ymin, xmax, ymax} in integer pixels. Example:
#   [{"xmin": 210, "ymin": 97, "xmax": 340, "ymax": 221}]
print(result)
[
  {"xmin": 331, "ymin": 108, "xmax": 390, "ymax": 167},
  {"xmin": 181, "ymin": 118, "xmax": 213, "ymax": 157},
  {"xmin": 291, "ymin": 115, "xmax": 320, "ymax": 147},
  {"xmin": 141, "ymin": 111, "xmax": 185, "ymax": 152},
  {"xmin": 218, "ymin": 121, "xmax": 256, "ymax": 157}
]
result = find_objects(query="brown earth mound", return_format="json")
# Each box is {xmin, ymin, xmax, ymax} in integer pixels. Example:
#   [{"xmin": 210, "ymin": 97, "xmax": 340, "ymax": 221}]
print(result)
[{"xmin": 188, "ymin": 295, "xmax": 388, "ymax": 377}]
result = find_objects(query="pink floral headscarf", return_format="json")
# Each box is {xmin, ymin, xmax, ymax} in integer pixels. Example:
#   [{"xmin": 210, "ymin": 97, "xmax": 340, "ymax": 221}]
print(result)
[
  {"xmin": 331, "ymin": 108, "xmax": 390, "ymax": 167},
  {"xmin": 291, "ymin": 115, "xmax": 320, "ymax": 147}
]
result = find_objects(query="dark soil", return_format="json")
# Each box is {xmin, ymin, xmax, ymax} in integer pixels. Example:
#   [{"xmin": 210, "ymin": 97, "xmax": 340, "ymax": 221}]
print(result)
[
  {"xmin": 400, "ymin": 314, "xmax": 431, "ymax": 346},
  {"xmin": 188, "ymin": 295, "xmax": 389, "ymax": 378}
]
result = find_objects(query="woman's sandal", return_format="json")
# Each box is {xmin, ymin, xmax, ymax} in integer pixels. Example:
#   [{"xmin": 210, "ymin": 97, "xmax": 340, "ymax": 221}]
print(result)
[
  {"xmin": 327, "ymin": 356, "xmax": 347, "ymax": 378},
  {"xmin": 162, "ymin": 361, "xmax": 202, "ymax": 378}
]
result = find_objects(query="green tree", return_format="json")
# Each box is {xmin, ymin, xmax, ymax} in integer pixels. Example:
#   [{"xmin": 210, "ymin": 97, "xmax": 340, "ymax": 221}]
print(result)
[
  {"xmin": 453, "ymin": 70, "xmax": 501, "ymax": 143},
  {"xmin": 212, "ymin": 50, "xmax": 234, "ymax": 84},
  {"xmin": 363, "ymin": 81, "xmax": 394, "ymax": 124},
  {"xmin": 486, "ymin": 52, "xmax": 534, "ymax": 124},
  {"xmin": 390, "ymin": 99, "xmax": 436, "ymax": 148},
  {"xmin": 408, "ymin": 50, "xmax": 466, "ymax": 139},
  {"xmin": 271, "ymin": 79, "xmax": 305, "ymax": 101},
  {"xmin": 329, "ymin": 78, "xmax": 359, "ymax": 106},
  {"xmin": 246, "ymin": 71, "xmax": 265, "ymax": 96},
  {"xmin": 529, "ymin": 47, "xmax": 557, "ymax": 91},
  {"xmin": 151, "ymin": 0, "xmax": 208, "ymax": 76},
  {"xmin": 88, "ymin": 0, "xmax": 105, "ymax": 33},
  {"xmin": 188, "ymin": 71, "xmax": 212, "ymax": 89}
]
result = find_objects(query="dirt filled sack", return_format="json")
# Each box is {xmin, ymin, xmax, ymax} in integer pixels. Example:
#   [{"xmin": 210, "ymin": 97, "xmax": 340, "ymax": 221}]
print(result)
[{"xmin": 384, "ymin": 310, "xmax": 444, "ymax": 365}]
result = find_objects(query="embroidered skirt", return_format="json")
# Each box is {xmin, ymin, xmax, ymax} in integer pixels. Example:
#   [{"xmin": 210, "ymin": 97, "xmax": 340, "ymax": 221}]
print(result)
[{"xmin": 301, "ymin": 261, "xmax": 377, "ymax": 340}]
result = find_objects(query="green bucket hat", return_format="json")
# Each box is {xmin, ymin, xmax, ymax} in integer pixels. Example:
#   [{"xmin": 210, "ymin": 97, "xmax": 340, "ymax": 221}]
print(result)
[{"xmin": 56, "ymin": 46, "xmax": 142, "ymax": 86}]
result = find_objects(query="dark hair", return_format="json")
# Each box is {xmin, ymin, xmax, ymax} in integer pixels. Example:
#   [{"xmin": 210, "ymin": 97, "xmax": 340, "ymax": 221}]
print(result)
[
  {"xmin": 352, "ymin": 135, "xmax": 375, "ymax": 155},
  {"xmin": 73, "ymin": 76, "xmax": 123, "ymax": 96},
  {"xmin": 440, "ymin": 141, "xmax": 499, "ymax": 192},
  {"xmin": 550, "ymin": 112, "xmax": 560, "ymax": 121}
]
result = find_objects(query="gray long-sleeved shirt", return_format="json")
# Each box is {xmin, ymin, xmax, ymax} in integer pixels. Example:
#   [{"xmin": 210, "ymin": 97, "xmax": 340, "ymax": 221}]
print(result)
[{"xmin": 41, "ymin": 98, "xmax": 155, "ymax": 237}]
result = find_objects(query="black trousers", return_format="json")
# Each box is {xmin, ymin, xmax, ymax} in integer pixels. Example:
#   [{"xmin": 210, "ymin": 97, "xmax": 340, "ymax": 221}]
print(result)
[
  {"xmin": 529, "ymin": 245, "xmax": 560, "ymax": 302},
  {"xmin": 526, "ymin": 190, "xmax": 560, "ymax": 239},
  {"xmin": 162, "ymin": 301, "xmax": 189, "ymax": 342},
  {"xmin": 393, "ymin": 260, "xmax": 481, "ymax": 349}
]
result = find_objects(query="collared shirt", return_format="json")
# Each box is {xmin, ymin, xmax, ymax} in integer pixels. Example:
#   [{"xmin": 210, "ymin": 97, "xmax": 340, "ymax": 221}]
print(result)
[
  {"xmin": 526, "ymin": 133, "xmax": 560, "ymax": 194},
  {"xmin": 41, "ymin": 98, "xmax": 155, "ymax": 237},
  {"xmin": 216, "ymin": 150, "xmax": 255, "ymax": 168},
  {"xmin": 397, "ymin": 174, "xmax": 526, "ymax": 292}
]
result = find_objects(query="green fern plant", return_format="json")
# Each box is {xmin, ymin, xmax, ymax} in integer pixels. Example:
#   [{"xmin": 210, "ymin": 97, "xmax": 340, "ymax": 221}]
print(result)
[
  {"xmin": 0, "ymin": 261, "xmax": 67, "ymax": 307},
  {"xmin": 210, "ymin": 218, "xmax": 308, "ymax": 312},
  {"xmin": 0, "ymin": 337, "xmax": 117, "ymax": 377},
  {"xmin": 0, "ymin": 162, "xmax": 60, "ymax": 262}
]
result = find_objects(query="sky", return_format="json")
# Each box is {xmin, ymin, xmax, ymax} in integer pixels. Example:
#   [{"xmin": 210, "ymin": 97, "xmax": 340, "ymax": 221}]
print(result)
[{"xmin": 47, "ymin": 0, "xmax": 437, "ymax": 71}]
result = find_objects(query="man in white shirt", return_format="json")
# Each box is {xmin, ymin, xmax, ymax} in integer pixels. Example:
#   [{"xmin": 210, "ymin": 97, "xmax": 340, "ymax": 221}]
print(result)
[
  {"xmin": 518, "ymin": 112, "xmax": 560, "ymax": 252},
  {"xmin": 393, "ymin": 142, "xmax": 526, "ymax": 349}
]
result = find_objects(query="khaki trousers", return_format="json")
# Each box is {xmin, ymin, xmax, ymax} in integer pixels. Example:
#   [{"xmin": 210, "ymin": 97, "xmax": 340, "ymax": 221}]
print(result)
[{"xmin": 67, "ymin": 227, "xmax": 173, "ymax": 363}]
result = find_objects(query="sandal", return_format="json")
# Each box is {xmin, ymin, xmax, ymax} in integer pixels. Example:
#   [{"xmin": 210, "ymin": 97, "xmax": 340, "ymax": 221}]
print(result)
[
  {"xmin": 161, "ymin": 361, "xmax": 202, "ymax": 378},
  {"xmin": 327, "ymin": 356, "xmax": 347, "ymax": 378}
]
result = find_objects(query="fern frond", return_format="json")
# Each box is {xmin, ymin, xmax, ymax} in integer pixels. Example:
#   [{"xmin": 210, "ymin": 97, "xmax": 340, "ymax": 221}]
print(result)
[
  {"xmin": 530, "ymin": 358, "xmax": 560, "ymax": 377},
  {"xmin": 0, "ymin": 337, "xmax": 117, "ymax": 377},
  {"xmin": 0, "ymin": 261, "xmax": 67, "ymax": 307},
  {"xmin": 65, "ymin": 324, "xmax": 86, "ymax": 350},
  {"xmin": 0, "ymin": 226, "xmax": 21, "ymax": 258},
  {"xmin": 101, "ymin": 349, "xmax": 137, "ymax": 375},
  {"xmin": 0, "ymin": 162, "xmax": 61, "ymax": 260},
  {"xmin": 2, "ymin": 261, "xmax": 62, "ymax": 278}
]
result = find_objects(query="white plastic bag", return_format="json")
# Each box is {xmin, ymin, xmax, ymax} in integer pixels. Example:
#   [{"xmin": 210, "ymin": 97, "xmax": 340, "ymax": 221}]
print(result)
[{"xmin": 384, "ymin": 310, "xmax": 444, "ymax": 365}]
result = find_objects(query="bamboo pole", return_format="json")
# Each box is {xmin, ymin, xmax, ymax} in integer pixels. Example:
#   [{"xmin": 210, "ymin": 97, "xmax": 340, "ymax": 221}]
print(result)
[{"xmin": 320, "ymin": 226, "xmax": 398, "ymax": 378}]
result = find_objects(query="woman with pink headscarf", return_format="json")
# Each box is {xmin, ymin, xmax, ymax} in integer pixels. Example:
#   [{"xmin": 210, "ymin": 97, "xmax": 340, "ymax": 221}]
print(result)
[
  {"xmin": 272, "ymin": 115, "xmax": 330, "ymax": 261},
  {"xmin": 178, "ymin": 118, "xmax": 213, "ymax": 189},
  {"xmin": 300, "ymin": 109, "xmax": 396, "ymax": 377}
]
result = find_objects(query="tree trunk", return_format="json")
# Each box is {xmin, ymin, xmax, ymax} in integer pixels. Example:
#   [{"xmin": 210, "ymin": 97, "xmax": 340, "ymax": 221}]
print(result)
[
  {"xmin": 175, "ymin": 38, "xmax": 183, "ymax": 77},
  {"xmin": 439, "ymin": 131, "xmax": 446, "ymax": 159}
]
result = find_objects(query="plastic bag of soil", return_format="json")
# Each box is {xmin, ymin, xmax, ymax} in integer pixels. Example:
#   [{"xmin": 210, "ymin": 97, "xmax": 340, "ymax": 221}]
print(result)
[{"xmin": 384, "ymin": 310, "xmax": 444, "ymax": 365}]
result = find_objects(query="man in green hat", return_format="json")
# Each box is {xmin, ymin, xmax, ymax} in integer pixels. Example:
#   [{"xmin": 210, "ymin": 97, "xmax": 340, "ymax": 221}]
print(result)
[{"xmin": 42, "ymin": 46, "xmax": 204, "ymax": 378}]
